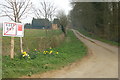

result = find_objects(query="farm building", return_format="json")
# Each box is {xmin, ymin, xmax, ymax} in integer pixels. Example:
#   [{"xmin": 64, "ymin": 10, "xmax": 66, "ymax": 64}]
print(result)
[
  {"xmin": 25, "ymin": 18, "xmax": 60, "ymax": 29},
  {"xmin": 53, "ymin": 18, "xmax": 60, "ymax": 27},
  {"xmin": 32, "ymin": 18, "xmax": 52, "ymax": 29},
  {"xmin": 51, "ymin": 19, "xmax": 60, "ymax": 30}
]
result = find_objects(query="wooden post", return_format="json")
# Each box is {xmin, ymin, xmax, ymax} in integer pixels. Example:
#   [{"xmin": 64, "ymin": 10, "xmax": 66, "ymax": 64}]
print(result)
[
  {"xmin": 20, "ymin": 37, "xmax": 23, "ymax": 53},
  {"xmin": 16, "ymin": 19, "xmax": 23, "ymax": 53},
  {"xmin": 10, "ymin": 37, "xmax": 14, "ymax": 59}
]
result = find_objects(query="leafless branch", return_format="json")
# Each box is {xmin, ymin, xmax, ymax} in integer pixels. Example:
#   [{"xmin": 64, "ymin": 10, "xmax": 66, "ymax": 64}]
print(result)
[
  {"xmin": 0, "ymin": 0, "xmax": 32, "ymax": 22},
  {"xmin": 33, "ymin": 0, "xmax": 57, "ymax": 21}
]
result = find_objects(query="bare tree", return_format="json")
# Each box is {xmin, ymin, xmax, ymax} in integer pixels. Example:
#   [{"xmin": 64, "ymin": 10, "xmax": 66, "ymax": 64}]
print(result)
[
  {"xmin": 56, "ymin": 10, "xmax": 68, "ymax": 28},
  {"xmin": 56, "ymin": 10, "xmax": 68, "ymax": 36},
  {"xmin": 0, "ymin": 0, "xmax": 32, "ymax": 22},
  {"xmin": 0, "ymin": 0, "xmax": 32, "ymax": 59},
  {"xmin": 33, "ymin": 0, "xmax": 56, "ymax": 21},
  {"xmin": 32, "ymin": 6, "xmax": 41, "ymax": 18}
]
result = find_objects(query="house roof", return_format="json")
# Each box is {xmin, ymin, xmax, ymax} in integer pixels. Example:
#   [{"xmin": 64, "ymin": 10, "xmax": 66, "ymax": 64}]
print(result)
[{"xmin": 32, "ymin": 18, "xmax": 51, "ymax": 27}]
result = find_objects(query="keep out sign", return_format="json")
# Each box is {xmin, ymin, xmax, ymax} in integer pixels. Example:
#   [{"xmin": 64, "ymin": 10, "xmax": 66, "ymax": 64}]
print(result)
[
  {"xmin": 18, "ymin": 25, "xmax": 22, "ymax": 31},
  {"xmin": 3, "ymin": 22, "xmax": 24, "ymax": 37}
]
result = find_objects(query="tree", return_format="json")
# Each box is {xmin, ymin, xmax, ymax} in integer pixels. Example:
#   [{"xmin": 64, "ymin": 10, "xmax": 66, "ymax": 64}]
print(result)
[
  {"xmin": 70, "ymin": 2, "xmax": 118, "ymax": 43},
  {"xmin": 56, "ymin": 10, "xmax": 68, "ymax": 36},
  {"xmin": 33, "ymin": 0, "xmax": 56, "ymax": 21},
  {"xmin": 0, "ymin": 0, "xmax": 32, "ymax": 22},
  {"xmin": 0, "ymin": 0, "xmax": 32, "ymax": 59}
]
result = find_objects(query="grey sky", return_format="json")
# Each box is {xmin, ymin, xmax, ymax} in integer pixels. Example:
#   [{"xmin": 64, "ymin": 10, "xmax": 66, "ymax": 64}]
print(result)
[
  {"xmin": 0, "ymin": 0, "xmax": 72, "ymax": 23},
  {"xmin": 1, "ymin": 0, "xmax": 118, "ymax": 24}
]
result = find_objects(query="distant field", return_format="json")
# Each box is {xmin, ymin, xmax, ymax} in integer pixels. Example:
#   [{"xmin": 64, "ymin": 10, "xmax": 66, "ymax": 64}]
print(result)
[
  {"xmin": 2, "ymin": 29, "xmax": 64, "ymax": 55},
  {"xmin": 24, "ymin": 29, "xmax": 63, "ymax": 37}
]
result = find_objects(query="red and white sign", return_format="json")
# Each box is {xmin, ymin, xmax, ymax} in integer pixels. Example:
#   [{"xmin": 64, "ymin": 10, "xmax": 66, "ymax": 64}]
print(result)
[{"xmin": 3, "ymin": 22, "xmax": 24, "ymax": 37}]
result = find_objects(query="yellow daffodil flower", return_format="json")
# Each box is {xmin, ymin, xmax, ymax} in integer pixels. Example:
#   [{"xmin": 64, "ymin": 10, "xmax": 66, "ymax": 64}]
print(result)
[
  {"xmin": 22, "ymin": 51, "xmax": 30, "ymax": 58},
  {"xmin": 49, "ymin": 51, "xmax": 52, "ymax": 54},
  {"xmin": 22, "ymin": 52, "xmax": 27, "ymax": 55},
  {"xmin": 56, "ymin": 52, "xmax": 58, "ymax": 54}
]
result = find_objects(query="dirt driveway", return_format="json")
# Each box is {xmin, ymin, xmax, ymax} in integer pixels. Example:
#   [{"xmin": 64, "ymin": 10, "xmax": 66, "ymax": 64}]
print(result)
[{"xmin": 23, "ymin": 29, "xmax": 118, "ymax": 78}]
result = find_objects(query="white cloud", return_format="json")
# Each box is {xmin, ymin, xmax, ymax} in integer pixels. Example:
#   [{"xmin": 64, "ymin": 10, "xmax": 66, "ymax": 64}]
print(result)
[{"xmin": 53, "ymin": 0, "xmax": 72, "ymax": 14}]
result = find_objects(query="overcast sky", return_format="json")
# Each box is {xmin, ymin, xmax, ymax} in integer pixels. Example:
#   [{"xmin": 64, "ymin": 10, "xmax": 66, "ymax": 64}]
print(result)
[{"xmin": 0, "ymin": 0, "xmax": 72, "ymax": 23}]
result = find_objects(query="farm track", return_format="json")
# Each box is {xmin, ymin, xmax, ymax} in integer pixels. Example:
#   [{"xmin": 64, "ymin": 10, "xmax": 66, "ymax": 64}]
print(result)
[{"xmin": 23, "ymin": 29, "xmax": 118, "ymax": 78}]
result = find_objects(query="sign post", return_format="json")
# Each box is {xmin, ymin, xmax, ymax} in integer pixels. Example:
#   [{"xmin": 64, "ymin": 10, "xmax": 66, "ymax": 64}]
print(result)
[
  {"xmin": 11, "ymin": 37, "xmax": 14, "ymax": 59},
  {"xmin": 20, "ymin": 37, "xmax": 23, "ymax": 53},
  {"xmin": 17, "ymin": 24, "xmax": 24, "ymax": 53},
  {"xmin": 3, "ymin": 22, "xmax": 24, "ymax": 59}
]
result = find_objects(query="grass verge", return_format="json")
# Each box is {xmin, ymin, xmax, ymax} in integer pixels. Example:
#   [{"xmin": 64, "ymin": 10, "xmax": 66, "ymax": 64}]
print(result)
[
  {"xmin": 2, "ymin": 30, "xmax": 87, "ymax": 78},
  {"xmin": 2, "ymin": 29, "xmax": 63, "ymax": 55},
  {"xmin": 78, "ymin": 29, "xmax": 119, "ymax": 46}
]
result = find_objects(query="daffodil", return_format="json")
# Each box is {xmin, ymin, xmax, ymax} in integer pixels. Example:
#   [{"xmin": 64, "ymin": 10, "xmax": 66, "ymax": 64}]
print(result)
[
  {"xmin": 22, "ymin": 55, "xmax": 25, "ymax": 57},
  {"xmin": 56, "ymin": 52, "xmax": 58, "ymax": 54},
  {"xmin": 44, "ymin": 52, "xmax": 46, "ymax": 54},
  {"xmin": 22, "ymin": 51, "xmax": 30, "ymax": 59},
  {"xmin": 22, "ymin": 51, "xmax": 27, "ymax": 55},
  {"xmin": 49, "ymin": 50, "xmax": 52, "ymax": 54},
  {"xmin": 43, "ymin": 51, "xmax": 46, "ymax": 54}
]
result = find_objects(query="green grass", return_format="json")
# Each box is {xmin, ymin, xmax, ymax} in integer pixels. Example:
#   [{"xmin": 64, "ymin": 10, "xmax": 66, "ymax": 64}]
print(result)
[
  {"xmin": 2, "ymin": 30, "xmax": 87, "ymax": 78},
  {"xmin": 78, "ymin": 29, "xmax": 119, "ymax": 46},
  {"xmin": 2, "ymin": 29, "xmax": 63, "ymax": 55},
  {"xmin": 24, "ymin": 29, "xmax": 63, "ymax": 37}
]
